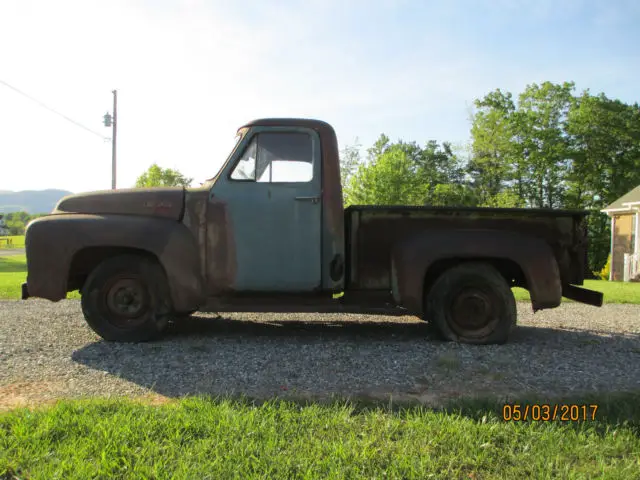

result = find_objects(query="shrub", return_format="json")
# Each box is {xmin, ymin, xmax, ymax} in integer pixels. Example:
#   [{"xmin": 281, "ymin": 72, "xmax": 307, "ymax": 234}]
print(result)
[{"xmin": 595, "ymin": 254, "xmax": 611, "ymax": 280}]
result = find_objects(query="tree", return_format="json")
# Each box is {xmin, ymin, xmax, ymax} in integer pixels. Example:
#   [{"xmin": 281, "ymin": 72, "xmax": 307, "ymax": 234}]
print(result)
[
  {"xmin": 516, "ymin": 81, "xmax": 575, "ymax": 208},
  {"xmin": 430, "ymin": 183, "xmax": 478, "ymax": 207},
  {"xmin": 339, "ymin": 140, "xmax": 363, "ymax": 205},
  {"xmin": 346, "ymin": 146, "xmax": 428, "ymax": 205},
  {"xmin": 468, "ymin": 89, "xmax": 519, "ymax": 205},
  {"xmin": 468, "ymin": 83, "xmax": 576, "ymax": 209},
  {"xmin": 567, "ymin": 92, "xmax": 640, "ymax": 207},
  {"xmin": 135, "ymin": 164, "xmax": 193, "ymax": 188},
  {"xmin": 566, "ymin": 92, "xmax": 640, "ymax": 271},
  {"xmin": 469, "ymin": 81, "xmax": 640, "ymax": 272},
  {"xmin": 2, "ymin": 212, "xmax": 46, "ymax": 235},
  {"xmin": 343, "ymin": 134, "xmax": 475, "ymax": 207}
]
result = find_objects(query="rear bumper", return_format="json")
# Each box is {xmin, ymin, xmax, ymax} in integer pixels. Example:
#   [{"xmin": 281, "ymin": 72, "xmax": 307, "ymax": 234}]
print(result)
[
  {"xmin": 21, "ymin": 282, "xmax": 30, "ymax": 300},
  {"xmin": 562, "ymin": 284, "xmax": 603, "ymax": 307}
]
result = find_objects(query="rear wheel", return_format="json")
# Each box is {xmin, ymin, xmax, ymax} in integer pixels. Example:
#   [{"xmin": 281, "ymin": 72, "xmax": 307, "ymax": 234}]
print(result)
[
  {"xmin": 425, "ymin": 262, "xmax": 516, "ymax": 344},
  {"xmin": 81, "ymin": 254, "xmax": 172, "ymax": 342}
]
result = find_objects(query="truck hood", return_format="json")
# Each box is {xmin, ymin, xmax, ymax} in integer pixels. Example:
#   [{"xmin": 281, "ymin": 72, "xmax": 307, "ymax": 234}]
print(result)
[{"xmin": 53, "ymin": 187, "xmax": 185, "ymax": 220}]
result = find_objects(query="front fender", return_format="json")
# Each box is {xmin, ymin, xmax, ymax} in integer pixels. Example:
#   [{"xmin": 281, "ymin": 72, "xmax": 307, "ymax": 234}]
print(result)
[
  {"xmin": 391, "ymin": 229, "xmax": 561, "ymax": 315},
  {"xmin": 25, "ymin": 214, "xmax": 205, "ymax": 311}
]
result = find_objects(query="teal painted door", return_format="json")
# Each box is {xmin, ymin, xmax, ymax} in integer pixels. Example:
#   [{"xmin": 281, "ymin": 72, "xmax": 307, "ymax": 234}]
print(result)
[{"xmin": 211, "ymin": 128, "xmax": 322, "ymax": 291}]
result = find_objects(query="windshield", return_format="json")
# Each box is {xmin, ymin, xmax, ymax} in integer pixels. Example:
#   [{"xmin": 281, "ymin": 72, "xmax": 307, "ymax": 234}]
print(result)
[{"xmin": 203, "ymin": 127, "xmax": 249, "ymax": 184}]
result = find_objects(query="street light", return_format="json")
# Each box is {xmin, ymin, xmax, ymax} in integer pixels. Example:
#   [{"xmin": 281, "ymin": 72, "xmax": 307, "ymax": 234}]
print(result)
[{"xmin": 103, "ymin": 90, "xmax": 117, "ymax": 189}]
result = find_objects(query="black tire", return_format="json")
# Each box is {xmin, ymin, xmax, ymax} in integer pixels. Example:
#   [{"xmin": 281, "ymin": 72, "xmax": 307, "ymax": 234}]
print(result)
[
  {"xmin": 81, "ymin": 254, "xmax": 172, "ymax": 342},
  {"xmin": 425, "ymin": 262, "xmax": 516, "ymax": 345}
]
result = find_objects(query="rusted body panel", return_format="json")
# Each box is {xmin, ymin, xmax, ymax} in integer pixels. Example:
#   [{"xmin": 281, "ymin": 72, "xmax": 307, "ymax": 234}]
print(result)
[
  {"xmin": 392, "ymin": 230, "xmax": 561, "ymax": 314},
  {"xmin": 54, "ymin": 187, "xmax": 185, "ymax": 220},
  {"xmin": 346, "ymin": 206, "xmax": 589, "ymax": 314},
  {"xmin": 21, "ymin": 117, "xmax": 602, "ymax": 326},
  {"xmin": 25, "ymin": 214, "xmax": 204, "ymax": 311}
]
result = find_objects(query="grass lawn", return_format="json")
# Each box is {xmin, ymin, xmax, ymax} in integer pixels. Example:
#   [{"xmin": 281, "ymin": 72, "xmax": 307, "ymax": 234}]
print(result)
[
  {"xmin": 1, "ymin": 395, "xmax": 640, "ymax": 479},
  {"xmin": 0, "ymin": 235, "xmax": 25, "ymax": 249},
  {"xmin": 0, "ymin": 252, "xmax": 639, "ymax": 302},
  {"xmin": 512, "ymin": 279, "xmax": 640, "ymax": 304},
  {"xmin": 0, "ymin": 254, "xmax": 79, "ymax": 300},
  {"xmin": 0, "ymin": 255, "xmax": 28, "ymax": 300}
]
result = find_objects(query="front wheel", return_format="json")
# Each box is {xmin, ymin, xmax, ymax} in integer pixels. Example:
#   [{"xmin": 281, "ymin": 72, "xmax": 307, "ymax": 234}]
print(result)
[
  {"xmin": 81, "ymin": 254, "xmax": 172, "ymax": 342},
  {"xmin": 425, "ymin": 262, "xmax": 516, "ymax": 345}
]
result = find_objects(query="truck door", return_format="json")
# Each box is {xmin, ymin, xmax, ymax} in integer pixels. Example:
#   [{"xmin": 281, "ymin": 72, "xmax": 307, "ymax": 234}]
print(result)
[{"xmin": 210, "ymin": 127, "xmax": 322, "ymax": 291}]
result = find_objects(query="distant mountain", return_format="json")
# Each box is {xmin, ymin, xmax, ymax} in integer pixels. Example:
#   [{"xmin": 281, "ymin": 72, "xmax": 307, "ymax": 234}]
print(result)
[{"xmin": 0, "ymin": 189, "xmax": 74, "ymax": 214}]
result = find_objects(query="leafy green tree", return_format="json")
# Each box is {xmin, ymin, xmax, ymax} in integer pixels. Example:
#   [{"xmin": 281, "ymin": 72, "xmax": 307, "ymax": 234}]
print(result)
[
  {"xmin": 344, "ymin": 134, "xmax": 474, "ymax": 206},
  {"xmin": 366, "ymin": 134, "xmax": 390, "ymax": 162},
  {"xmin": 516, "ymin": 81, "xmax": 575, "ymax": 208},
  {"xmin": 339, "ymin": 141, "xmax": 363, "ymax": 205},
  {"xmin": 567, "ymin": 92, "xmax": 640, "ymax": 207},
  {"xmin": 2, "ymin": 212, "xmax": 46, "ymax": 235},
  {"xmin": 346, "ymin": 146, "xmax": 428, "ymax": 205},
  {"xmin": 135, "ymin": 164, "xmax": 193, "ymax": 188},
  {"xmin": 566, "ymin": 92, "xmax": 640, "ymax": 271},
  {"xmin": 468, "ymin": 89, "xmax": 520, "ymax": 205},
  {"xmin": 469, "ymin": 82, "xmax": 575, "ymax": 209},
  {"xmin": 469, "ymin": 81, "xmax": 640, "ymax": 272},
  {"xmin": 482, "ymin": 191, "xmax": 525, "ymax": 208},
  {"xmin": 430, "ymin": 183, "xmax": 478, "ymax": 207}
]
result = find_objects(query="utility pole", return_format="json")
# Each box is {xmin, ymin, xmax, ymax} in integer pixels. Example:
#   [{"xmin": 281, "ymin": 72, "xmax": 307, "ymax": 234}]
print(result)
[
  {"xmin": 111, "ymin": 90, "xmax": 117, "ymax": 189},
  {"xmin": 103, "ymin": 89, "xmax": 118, "ymax": 189}
]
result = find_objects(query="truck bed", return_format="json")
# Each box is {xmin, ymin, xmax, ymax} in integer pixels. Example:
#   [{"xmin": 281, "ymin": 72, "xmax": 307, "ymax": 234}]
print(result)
[{"xmin": 345, "ymin": 205, "xmax": 589, "ymax": 292}]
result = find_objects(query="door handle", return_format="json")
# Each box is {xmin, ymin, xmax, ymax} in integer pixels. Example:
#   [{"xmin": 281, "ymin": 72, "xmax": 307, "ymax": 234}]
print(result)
[{"xmin": 295, "ymin": 196, "xmax": 320, "ymax": 204}]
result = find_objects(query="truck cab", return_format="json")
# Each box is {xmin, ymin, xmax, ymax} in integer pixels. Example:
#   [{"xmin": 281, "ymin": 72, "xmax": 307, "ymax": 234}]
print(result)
[
  {"xmin": 23, "ymin": 118, "xmax": 603, "ymax": 345},
  {"xmin": 204, "ymin": 118, "xmax": 345, "ymax": 295}
]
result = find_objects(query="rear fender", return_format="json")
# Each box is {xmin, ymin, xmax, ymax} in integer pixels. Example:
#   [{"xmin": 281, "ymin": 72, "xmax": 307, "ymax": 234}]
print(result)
[
  {"xmin": 25, "ymin": 214, "xmax": 204, "ymax": 311},
  {"xmin": 391, "ymin": 229, "xmax": 561, "ymax": 315}
]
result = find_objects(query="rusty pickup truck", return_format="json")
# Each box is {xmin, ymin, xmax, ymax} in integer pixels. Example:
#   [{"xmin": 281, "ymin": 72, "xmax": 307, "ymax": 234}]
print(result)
[{"xmin": 22, "ymin": 118, "xmax": 603, "ymax": 344}]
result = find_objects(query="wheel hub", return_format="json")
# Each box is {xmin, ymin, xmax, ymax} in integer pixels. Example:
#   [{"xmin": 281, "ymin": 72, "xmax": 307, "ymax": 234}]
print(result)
[
  {"xmin": 450, "ymin": 288, "xmax": 494, "ymax": 330},
  {"xmin": 105, "ymin": 277, "xmax": 148, "ymax": 321}
]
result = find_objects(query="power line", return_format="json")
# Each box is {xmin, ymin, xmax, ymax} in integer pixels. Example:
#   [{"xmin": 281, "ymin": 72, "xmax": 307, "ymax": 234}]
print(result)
[{"xmin": 0, "ymin": 79, "xmax": 109, "ymax": 140}]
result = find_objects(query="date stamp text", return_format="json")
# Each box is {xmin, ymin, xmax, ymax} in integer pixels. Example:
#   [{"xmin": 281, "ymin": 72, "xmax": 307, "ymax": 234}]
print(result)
[{"xmin": 502, "ymin": 404, "xmax": 598, "ymax": 422}]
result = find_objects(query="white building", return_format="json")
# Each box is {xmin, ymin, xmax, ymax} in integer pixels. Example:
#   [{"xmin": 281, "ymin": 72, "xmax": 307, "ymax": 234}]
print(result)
[{"xmin": 601, "ymin": 185, "xmax": 640, "ymax": 282}]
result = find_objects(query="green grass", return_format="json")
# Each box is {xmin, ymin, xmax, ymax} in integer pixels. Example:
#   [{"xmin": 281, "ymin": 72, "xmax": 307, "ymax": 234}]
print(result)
[
  {"xmin": 0, "ymin": 234, "xmax": 24, "ymax": 249},
  {"xmin": 512, "ymin": 279, "xmax": 640, "ymax": 304},
  {"xmin": 1, "ymin": 394, "xmax": 639, "ymax": 479},
  {"xmin": 1, "ymin": 251, "xmax": 638, "ymax": 303},
  {"xmin": 0, "ymin": 254, "xmax": 79, "ymax": 300},
  {"xmin": 0, "ymin": 255, "xmax": 27, "ymax": 299}
]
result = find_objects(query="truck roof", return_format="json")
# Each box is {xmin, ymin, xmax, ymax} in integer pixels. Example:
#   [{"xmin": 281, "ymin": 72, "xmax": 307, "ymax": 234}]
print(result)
[{"xmin": 239, "ymin": 118, "xmax": 335, "ymax": 133}]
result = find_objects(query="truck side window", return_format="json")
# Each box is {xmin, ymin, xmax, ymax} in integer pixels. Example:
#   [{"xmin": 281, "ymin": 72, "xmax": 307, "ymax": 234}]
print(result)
[
  {"xmin": 256, "ymin": 132, "xmax": 313, "ymax": 183},
  {"xmin": 231, "ymin": 132, "xmax": 313, "ymax": 183}
]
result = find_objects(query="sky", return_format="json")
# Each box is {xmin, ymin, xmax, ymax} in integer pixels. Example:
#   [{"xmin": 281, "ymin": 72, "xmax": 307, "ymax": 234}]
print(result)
[{"xmin": 1, "ymin": 0, "xmax": 639, "ymax": 193}]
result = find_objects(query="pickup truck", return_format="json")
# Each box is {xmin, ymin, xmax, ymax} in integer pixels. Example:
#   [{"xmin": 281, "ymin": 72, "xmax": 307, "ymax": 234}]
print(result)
[{"xmin": 22, "ymin": 118, "xmax": 603, "ymax": 344}]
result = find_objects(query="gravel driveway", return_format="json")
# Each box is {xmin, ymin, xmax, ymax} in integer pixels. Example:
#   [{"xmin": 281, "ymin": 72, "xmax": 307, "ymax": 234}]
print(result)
[
  {"xmin": 1, "ymin": 300, "xmax": 639, "ymax": 409},
  {"xmin": 0, "ymin": 248, "xmax": 25, "ymax": 257}
]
